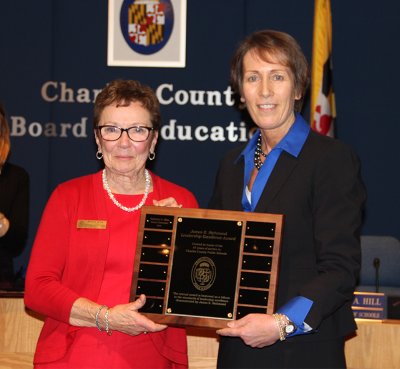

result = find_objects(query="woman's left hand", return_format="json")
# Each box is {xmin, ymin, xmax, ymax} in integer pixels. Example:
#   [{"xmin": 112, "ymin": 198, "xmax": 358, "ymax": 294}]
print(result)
[
  {"xmin": 106, "ymin": 295, "xmax": 167, "ymax": 336},
  {"xmin": 153, "ymin": 197, "xmax": 183, "ymax": 208}
]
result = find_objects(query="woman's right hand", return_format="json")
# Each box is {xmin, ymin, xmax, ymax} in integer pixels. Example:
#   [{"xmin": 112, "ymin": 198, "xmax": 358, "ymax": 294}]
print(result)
[
  {"xmin": 105, "ymin": 294, "xmax": 167, "ymax": 336},
  {"xmin": 70, "ymin": 295, "xmax": 167, "ymax": 335}
]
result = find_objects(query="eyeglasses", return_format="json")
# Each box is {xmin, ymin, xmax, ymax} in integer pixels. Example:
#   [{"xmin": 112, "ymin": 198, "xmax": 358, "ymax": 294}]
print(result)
[{"xmin": 98, "ymin": 125, "xmax": 154, "ymax": 142}]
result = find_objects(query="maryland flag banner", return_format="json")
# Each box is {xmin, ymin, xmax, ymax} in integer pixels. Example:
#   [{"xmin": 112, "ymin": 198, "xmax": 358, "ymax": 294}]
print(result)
[{"xmin": 310, "ymin": 0, "xmax": 336, "ymax": 137}]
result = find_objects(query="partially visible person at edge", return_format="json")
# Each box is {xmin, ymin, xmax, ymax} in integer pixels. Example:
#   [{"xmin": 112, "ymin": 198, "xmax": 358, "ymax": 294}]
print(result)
[
  {"xmin": 209, "ymin": 30, "xmax": 366, "ymax": 369},
  {"xmin": 24, "ymin": 79, "xmax": 198, "ymax": 369},
  {"xmin": 0, "ymin": 102, "xmax": 29, "ymax": 291}
]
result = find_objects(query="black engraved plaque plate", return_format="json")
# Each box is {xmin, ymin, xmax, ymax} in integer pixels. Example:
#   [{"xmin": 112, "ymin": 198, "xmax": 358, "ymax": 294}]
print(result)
[
  {"xmin": 167, "ymin": 217, "xmax": 242, "ymax": 320},
  {"xmin": 130, "ymin": 206, "xmax": 284, "ymax": 329}
]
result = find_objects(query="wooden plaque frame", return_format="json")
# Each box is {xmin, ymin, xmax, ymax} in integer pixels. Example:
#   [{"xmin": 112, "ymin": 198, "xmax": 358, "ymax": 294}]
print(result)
[{"xmin": 130, "ymin": 206, "xmax": 284, "ymax": 329}]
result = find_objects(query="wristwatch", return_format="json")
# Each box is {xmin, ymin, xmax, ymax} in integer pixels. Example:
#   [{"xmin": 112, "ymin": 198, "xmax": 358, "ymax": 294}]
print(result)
[
  {"xmin": 272, "ymin": 313, "xmax": 297, "ymax": 341},
  {"xmin": 283, "ymin": 318, "xmax": 297, "ymax": 337}
]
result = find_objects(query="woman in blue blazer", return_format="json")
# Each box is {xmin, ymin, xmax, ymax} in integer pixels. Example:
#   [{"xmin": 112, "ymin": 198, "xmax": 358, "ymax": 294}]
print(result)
[{"xmin": 209, "ymin": 30, "xmax": 366, "ymax": 368}]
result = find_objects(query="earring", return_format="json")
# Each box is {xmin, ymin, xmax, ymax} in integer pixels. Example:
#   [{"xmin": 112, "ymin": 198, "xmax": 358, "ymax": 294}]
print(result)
[
  {"xmin": 148, "ymin": 152, "xmax": 156, "ymax": 161},
  {"xmin": 96, "ymin": 150, "xmax": 103, "ymax": 160},
  {"xmin": 240, "ymin": 97, "xmax": 245, "ymax": 103}
]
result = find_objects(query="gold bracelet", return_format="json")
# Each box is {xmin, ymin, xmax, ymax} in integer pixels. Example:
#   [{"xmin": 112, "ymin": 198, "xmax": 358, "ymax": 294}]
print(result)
[{"xmin": 272, "ymin": 313, "xmax": 286, "ymax": 341}]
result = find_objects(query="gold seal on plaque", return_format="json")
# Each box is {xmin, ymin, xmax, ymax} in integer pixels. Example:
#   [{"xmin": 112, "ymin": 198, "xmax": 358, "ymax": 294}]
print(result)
[{"xmin": 191, "ymin": 257, "xmax": 216, "ymax": 291}]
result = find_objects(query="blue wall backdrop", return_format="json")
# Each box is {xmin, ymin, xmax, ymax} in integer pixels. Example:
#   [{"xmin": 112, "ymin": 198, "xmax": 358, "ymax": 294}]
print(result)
[{"xmin": 1, "ymin": 0, "xmax": 399, "ymax": 275}]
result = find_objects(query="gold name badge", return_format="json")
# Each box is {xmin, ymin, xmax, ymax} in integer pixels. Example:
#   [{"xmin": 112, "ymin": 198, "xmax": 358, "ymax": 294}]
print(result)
[{"xmin": 76, "ymin": 220, "xmax": 107, "ymax": 229}]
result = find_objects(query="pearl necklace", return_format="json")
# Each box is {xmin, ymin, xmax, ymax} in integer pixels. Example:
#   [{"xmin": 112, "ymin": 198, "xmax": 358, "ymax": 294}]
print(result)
[
  {"xmin": 102, "ymin": 169, "xmax": 151, "ymax": 212},
  {"xmin": 254, "ymin": 135, "xmax": 269, "ymax": 170}
]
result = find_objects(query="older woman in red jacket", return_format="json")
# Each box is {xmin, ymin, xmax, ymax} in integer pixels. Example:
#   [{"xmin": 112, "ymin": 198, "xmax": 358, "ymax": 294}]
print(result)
[{"xmin": 25, "ymin": 80, "xmax": 198, "ymax": 369}]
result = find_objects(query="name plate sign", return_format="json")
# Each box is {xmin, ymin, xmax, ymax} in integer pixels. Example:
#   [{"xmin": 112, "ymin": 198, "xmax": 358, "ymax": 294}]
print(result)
[{"xmin": 130, "ymin": 206, "xmax": 284, "ymax": 329}]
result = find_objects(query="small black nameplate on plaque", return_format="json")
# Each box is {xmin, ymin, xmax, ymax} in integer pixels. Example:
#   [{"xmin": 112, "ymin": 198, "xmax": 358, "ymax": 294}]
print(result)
[{"xmin": 130, "ymin": 207, "xmax": 284, "ymax": 329}]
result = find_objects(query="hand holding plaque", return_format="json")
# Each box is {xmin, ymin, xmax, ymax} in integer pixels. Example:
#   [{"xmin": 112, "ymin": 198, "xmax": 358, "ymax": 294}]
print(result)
[{"xmin": 130, "ymin": 206, "xmax": 284, "ymax": 329}]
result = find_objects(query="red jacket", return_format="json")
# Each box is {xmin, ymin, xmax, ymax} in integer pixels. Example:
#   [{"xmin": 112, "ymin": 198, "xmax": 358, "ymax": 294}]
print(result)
[{"xmin": 25, "ymin": 170, "xmax": 198, "ymax": 365}]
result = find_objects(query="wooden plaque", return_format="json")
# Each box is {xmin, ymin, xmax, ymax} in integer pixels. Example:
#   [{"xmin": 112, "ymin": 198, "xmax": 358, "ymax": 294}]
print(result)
[{"xmin": 130, "ymin": 206, "xmax": 284, "ymax": 329}]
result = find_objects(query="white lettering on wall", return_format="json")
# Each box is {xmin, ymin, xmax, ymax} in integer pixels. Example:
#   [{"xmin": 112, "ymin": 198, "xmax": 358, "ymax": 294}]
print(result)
[
  {"xmin": 156, "ymin": 83, "xmax": 235, "ymax": 106},
  {"xmin": 41, "ymin": 81, "xmax": 101, "ymax": 103},
  {"xmin": 40, "ymin": 80, "xmax": 236, "ymax": 106},
  {"xmin": 10, "ymin": 116, "xmax": 88, "ymax": 138},
  {"xmin": 160, "ymin": 120, "xmax": 248, "ymax": 142},
  {"xmin": 11, "ymin": 81, "xmax": 247, "ymax": 141},
  {"xmin": 10, "ymin": 116, "xmax": 248, "ymax": 142}
]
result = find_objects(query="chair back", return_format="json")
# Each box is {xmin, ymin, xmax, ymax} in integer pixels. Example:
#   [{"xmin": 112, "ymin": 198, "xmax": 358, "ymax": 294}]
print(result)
[{"xmin": 357, "ymin": 235, "xmax": 400, "ymax": 295}]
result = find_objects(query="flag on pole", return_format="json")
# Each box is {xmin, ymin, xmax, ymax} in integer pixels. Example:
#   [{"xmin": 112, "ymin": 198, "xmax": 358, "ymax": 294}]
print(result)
[{"xmin": 310, "ymin": 0, "xmax": 335, "ymax": 137}]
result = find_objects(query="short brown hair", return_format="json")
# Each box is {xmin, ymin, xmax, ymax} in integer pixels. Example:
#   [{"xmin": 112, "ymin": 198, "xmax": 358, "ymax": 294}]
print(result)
[
  {"xmin": 230, "ymin": 30, "xmax": 310, "ymax": 112},
  {"xmin": 93, "ymin": 79, "xmax": 161, "ymax": 130}
]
